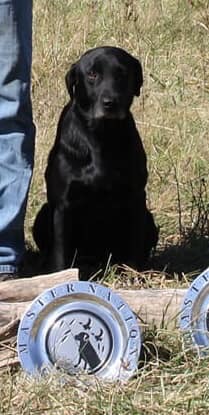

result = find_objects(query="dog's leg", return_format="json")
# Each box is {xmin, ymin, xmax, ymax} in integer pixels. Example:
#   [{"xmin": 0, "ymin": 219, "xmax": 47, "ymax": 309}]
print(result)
[
  {"xmin": 144, "ymin": 209, "xmax": 159, "ymax": 259},
  {"xmin": 49, "ymin": 205, "xmax": 66, "ymax": 271},
  {"xmin": 129, "ymin": 194, "xmax": 147, "ymax": 270},
  {"xmin": 32, "ymin": 203, "xmax": 49, "ymax": 252}
]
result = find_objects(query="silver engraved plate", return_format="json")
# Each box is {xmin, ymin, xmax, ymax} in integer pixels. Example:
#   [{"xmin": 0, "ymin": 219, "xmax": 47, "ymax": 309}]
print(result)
[
  {"xmin": 180, "ymin": 267, "xmax": 209, "ymax": 353},
  {"xmin": 17, "ymin": 281, "xmax": 141, "ymax": 381}
]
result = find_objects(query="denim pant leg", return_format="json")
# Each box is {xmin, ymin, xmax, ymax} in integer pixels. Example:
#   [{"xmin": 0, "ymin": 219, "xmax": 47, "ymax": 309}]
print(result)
[{"xmin": 0, "ymin": 0, "xmax": 35, "ymax": 273}]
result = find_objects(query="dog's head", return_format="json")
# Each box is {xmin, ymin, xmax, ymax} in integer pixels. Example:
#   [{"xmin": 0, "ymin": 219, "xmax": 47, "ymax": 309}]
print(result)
[{"xmin": 65, "ymin": 46, "xmax": 143, "ymax": 121}]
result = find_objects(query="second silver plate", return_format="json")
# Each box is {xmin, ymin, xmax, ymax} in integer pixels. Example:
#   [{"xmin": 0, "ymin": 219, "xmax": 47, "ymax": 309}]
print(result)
[{"xmin": 180, "ymin": 267, "xmax": 209, "ymax": 354}]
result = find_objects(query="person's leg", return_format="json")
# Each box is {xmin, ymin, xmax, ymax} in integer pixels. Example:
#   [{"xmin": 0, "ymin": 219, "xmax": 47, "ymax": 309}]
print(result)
[{"xmin": 0, "ymin": 0, "xmax": 35, "ymax": 276}]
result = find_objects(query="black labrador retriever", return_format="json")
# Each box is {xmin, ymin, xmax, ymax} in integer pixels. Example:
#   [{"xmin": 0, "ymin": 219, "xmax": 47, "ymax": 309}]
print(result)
[{"xmin": 33, "ymin": 46, "xmax": 158, "ymax": 275}]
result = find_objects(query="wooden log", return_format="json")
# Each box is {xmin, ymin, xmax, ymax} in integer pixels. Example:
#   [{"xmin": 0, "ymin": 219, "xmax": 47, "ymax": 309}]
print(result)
[
  {"xmin": 0, "ymin": 268, "xmax": 187, "ymax": 369},
  {"xmin": 0, "ymin": 303, "xmax": 30, "ymax": 326},
  {"xmin": 118, "ymin": 288, "xmax": 186, "ymax": 328},
  {"xmin": 0, "ymin": 319, "xmax": 20, "ymax": 370},
  {"xmin": 0, "ymin": 268, "xmax": 79, "ymax": 302},
  {"xmin": 0, "ymin": 288, "xmax": 186, "ymax": 328}
]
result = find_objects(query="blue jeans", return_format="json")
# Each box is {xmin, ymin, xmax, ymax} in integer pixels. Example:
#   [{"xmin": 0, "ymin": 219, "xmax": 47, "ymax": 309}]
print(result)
[{"xmin": 0, "ymin": 0, "xmax": 35, "ymax": 273}]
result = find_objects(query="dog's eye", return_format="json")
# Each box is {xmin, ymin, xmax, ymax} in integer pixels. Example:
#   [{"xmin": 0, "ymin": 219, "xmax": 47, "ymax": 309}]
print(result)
[{"xmin": 87, "ymin": 71, "xmax": 98, "ymax": 81}]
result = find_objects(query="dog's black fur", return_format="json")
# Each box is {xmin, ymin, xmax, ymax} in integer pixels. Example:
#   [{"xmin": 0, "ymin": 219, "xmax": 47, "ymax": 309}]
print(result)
[{"xmin": 33, "ymin": 46, "xmax": 158, "ymax": 275}]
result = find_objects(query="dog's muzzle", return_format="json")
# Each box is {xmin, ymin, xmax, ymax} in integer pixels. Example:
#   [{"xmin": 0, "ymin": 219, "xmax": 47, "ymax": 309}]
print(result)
[{"xmin": 94, "ymin": 96, "xmax": 126, "ymax": 120}]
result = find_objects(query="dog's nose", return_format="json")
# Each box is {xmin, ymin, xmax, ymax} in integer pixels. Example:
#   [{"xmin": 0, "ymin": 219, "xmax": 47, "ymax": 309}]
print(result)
[{"xmin": 102, "ymin": 97, "xmax": 116, "ymax": 109}]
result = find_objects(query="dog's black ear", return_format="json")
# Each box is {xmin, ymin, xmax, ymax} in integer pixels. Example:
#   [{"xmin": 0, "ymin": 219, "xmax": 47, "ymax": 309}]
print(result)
[
  {"xmin": 65, "ymin": 63, "xmax": 77, "ymax": 99},
  {"xmin": 133, "ymin": 58, "xmax": 143, "ymax": 97}
]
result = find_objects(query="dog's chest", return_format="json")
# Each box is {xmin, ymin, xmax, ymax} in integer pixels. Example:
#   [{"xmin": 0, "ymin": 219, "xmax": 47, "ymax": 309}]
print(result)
[{"xmin": 84, "ymin": 138, "xmax": 132, "ymax": 191}]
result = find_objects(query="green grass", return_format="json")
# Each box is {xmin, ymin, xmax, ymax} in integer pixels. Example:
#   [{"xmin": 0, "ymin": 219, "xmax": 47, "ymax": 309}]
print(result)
[{"xmin": 2, "ymin": 0, "xmax": 209, "ymax": 413}]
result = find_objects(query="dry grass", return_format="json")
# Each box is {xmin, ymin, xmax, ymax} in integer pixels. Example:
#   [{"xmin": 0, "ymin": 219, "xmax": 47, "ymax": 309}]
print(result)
[
  {"xmin": 1, "ymin": 0, "xmax": 209, "ymax": 413},
  {"xmin": 2, "ymin": 332, "xmax": 209, "ymax": 414}
]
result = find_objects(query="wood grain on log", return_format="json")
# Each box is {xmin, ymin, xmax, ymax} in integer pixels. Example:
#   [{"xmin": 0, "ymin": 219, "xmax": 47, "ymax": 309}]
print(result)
[
  {"xmin": 117, "ymin": 288, "xmax": 186, "ymax": 328},
  {"xmin": 0, "ymin": 268, "xmax": 79, "ymax": 302}
]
